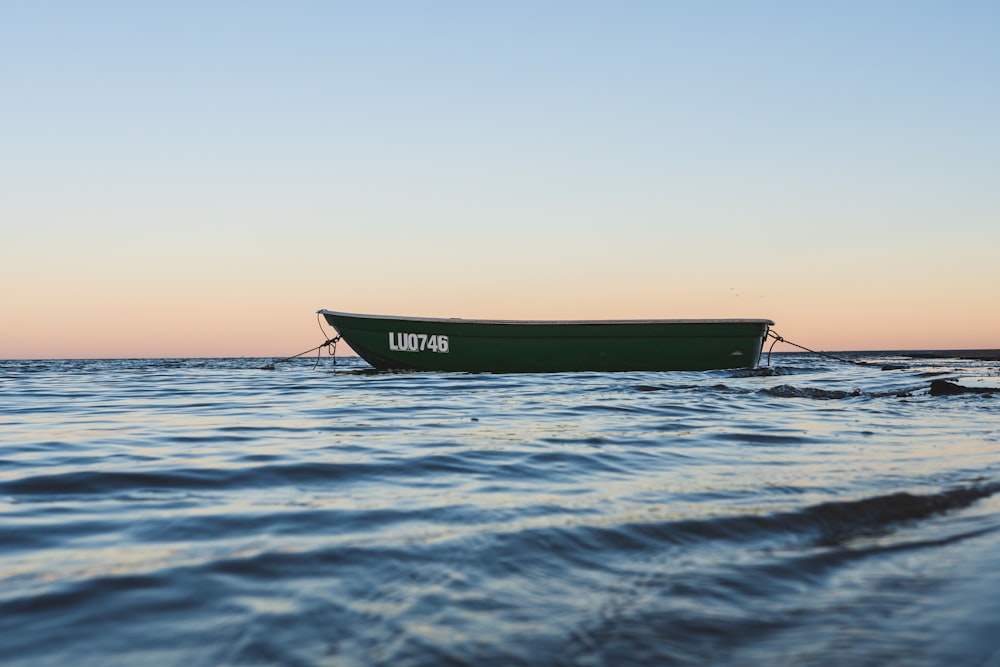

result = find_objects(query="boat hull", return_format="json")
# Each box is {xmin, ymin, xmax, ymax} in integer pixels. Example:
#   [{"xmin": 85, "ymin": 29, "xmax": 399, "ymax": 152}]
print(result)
[{"xmin": 319, "ymin": 310, "xmax": 773, "ymax": 373}]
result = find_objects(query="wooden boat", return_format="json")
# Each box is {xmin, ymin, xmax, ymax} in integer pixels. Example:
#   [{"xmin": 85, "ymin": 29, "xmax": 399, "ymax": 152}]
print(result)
[{"xmin": 318, "ymin": 309, "xmax": 774, "ymax": 373}]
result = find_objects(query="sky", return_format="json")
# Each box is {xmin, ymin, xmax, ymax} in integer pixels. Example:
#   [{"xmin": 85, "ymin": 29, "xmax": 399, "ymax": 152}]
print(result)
[{"xmin": 2, "ymin": 1, "xmax": 998, "ymax": 358}]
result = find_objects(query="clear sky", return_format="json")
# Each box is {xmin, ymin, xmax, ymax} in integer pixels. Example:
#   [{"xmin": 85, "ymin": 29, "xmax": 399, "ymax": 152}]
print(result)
[{"xmin": 3, "ymin": 1, "xmax": 998, "ymax": 358}]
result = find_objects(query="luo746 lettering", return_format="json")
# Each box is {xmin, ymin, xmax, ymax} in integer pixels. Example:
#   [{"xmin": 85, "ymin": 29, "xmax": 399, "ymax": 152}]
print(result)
[{"xmin": 388, "ymin": 332, "xmax": 450, "ymax": 353}]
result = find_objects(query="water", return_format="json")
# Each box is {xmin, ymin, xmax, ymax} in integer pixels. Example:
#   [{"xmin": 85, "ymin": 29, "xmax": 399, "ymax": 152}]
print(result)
[{"xmin": 2, "ymin": 353, "xmax": 1000, "ymax": 666}]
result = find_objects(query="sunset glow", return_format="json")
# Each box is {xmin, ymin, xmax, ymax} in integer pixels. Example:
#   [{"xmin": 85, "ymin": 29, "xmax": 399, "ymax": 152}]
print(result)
[{"xmin": 3, "ymin": 3, "xmax": 998, "ymax": 359}]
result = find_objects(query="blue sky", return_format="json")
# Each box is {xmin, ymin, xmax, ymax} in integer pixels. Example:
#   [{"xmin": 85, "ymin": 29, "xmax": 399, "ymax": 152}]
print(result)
[{"xmin": 3, "ymin": 2, "xmax": 998, "ymax": 357}]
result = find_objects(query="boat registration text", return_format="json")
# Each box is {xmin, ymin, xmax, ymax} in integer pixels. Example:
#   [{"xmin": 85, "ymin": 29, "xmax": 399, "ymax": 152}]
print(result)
[{"xmin": 388, "ymin": 332, "xmax": 450, "ymax": 353}]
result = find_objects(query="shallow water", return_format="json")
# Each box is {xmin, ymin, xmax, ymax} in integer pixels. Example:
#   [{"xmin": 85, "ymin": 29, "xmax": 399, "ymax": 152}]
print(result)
[{"xmin": 2, "ymin": 353, "xmax": 1000, "ymax": 666}]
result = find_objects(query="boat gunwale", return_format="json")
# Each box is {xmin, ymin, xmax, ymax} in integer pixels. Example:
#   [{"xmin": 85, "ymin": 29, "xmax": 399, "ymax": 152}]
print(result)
[{"xmin": 318, "ymin": 309, "xmax": 774, "ymax": 327}]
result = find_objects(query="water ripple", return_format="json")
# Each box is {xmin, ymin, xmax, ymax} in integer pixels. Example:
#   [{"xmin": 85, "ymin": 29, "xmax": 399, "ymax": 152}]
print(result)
[{"xmin": 1, "ymin": 354, "xmax": 999, "ymax": 666}]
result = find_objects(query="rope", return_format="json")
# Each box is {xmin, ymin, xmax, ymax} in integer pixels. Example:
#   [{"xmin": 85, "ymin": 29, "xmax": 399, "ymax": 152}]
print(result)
[
  {"xmin": 259, "ymin": 336, "xmax": 341, "ymax": 370},
  {"xmin": 765, "ymin": 330, "xmax": 873, "ymax": 367},
  {"xmin": 314, "ymin": 313, "xmax": 340, "ymax": 370},
  {"xmin": 260, "ymin": 314, "xmax": 342, "ymax": 370}
]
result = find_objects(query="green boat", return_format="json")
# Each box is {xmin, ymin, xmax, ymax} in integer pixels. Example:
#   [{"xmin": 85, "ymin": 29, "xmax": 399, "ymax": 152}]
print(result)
[{"xmin": 318, "ymin": 309, "xmax": 774, "ymax": 373}]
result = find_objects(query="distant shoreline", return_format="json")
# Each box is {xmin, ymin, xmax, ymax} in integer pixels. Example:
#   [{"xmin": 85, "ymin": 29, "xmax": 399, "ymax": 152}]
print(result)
[
  {"xmin": 893, "ymin": 350, "xmax": 1000, "ymax": 361},
  {"xmin": 753, "ymin": 349, "xmax": 999, "ymax": 362},
  {"xmin": 793, "ymin": 349, "xmax": 1000, "ymax": 361}
]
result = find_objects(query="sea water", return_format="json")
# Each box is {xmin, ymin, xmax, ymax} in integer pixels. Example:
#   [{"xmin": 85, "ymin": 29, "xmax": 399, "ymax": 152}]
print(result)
[{"xmin": 2, "ymin": 353, "xmax": 1000, "ymax": 666}]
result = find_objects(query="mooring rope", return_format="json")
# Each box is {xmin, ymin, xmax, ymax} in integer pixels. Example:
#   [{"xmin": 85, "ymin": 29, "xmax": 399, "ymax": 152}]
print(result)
[
  {"xmin": 313, "ymin": 314, "xmax": 341, "ymax": 370},
  {"xmin": 259, "ymin": 336, "xmax": 341, "ymax": 370},
  {"xmin": 765, "ymin": 330, "xmax": 876, "ymax": 367},
  {"xmin": 260, "ymin": 314, "xmax": 342, "ymax": 370}
]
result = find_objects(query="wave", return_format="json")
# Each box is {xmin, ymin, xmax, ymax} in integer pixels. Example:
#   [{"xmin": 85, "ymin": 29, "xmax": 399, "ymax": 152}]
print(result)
[
  {"xmin": 481, "ymin": 482, "xmax": 1000, "ymax": 565},
  {"xmin": 0, "ymin": 462, "xmax": 383, "ymax": 497},
  {"xmin": 2, "ymin": 478, "xmax": 997, "ymax": 667}
]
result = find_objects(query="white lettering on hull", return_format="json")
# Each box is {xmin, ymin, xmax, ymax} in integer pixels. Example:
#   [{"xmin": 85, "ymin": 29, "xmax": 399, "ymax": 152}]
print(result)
[{"xmin": 388, "ymin": 332, "xmax": 450, "ymax": 353}]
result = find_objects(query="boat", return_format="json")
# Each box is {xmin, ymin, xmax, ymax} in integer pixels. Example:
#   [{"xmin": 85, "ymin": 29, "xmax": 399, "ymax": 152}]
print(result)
[{"xmin": 318, "ymin": 309, "xmax": 774, "ymax": 373}]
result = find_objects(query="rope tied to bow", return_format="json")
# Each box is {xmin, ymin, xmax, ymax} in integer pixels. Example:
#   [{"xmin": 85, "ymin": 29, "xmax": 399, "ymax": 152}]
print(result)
[
  {"xmin": 260, "ymin": 313, "xmax": 343, "ymax": 370},
  {"xmin": 764, "ymin": 330, "xmax": 884, "ymax": 368},
  {"xmin": 260, "ymin": 336, "xmax": 341, "ymax": 370}
]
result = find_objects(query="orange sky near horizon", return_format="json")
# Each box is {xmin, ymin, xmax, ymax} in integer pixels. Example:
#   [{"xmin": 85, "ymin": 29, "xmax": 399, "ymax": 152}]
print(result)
[{"xmin": 5, "ymin": 258, "xmax": 998, "ymax": 359}]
